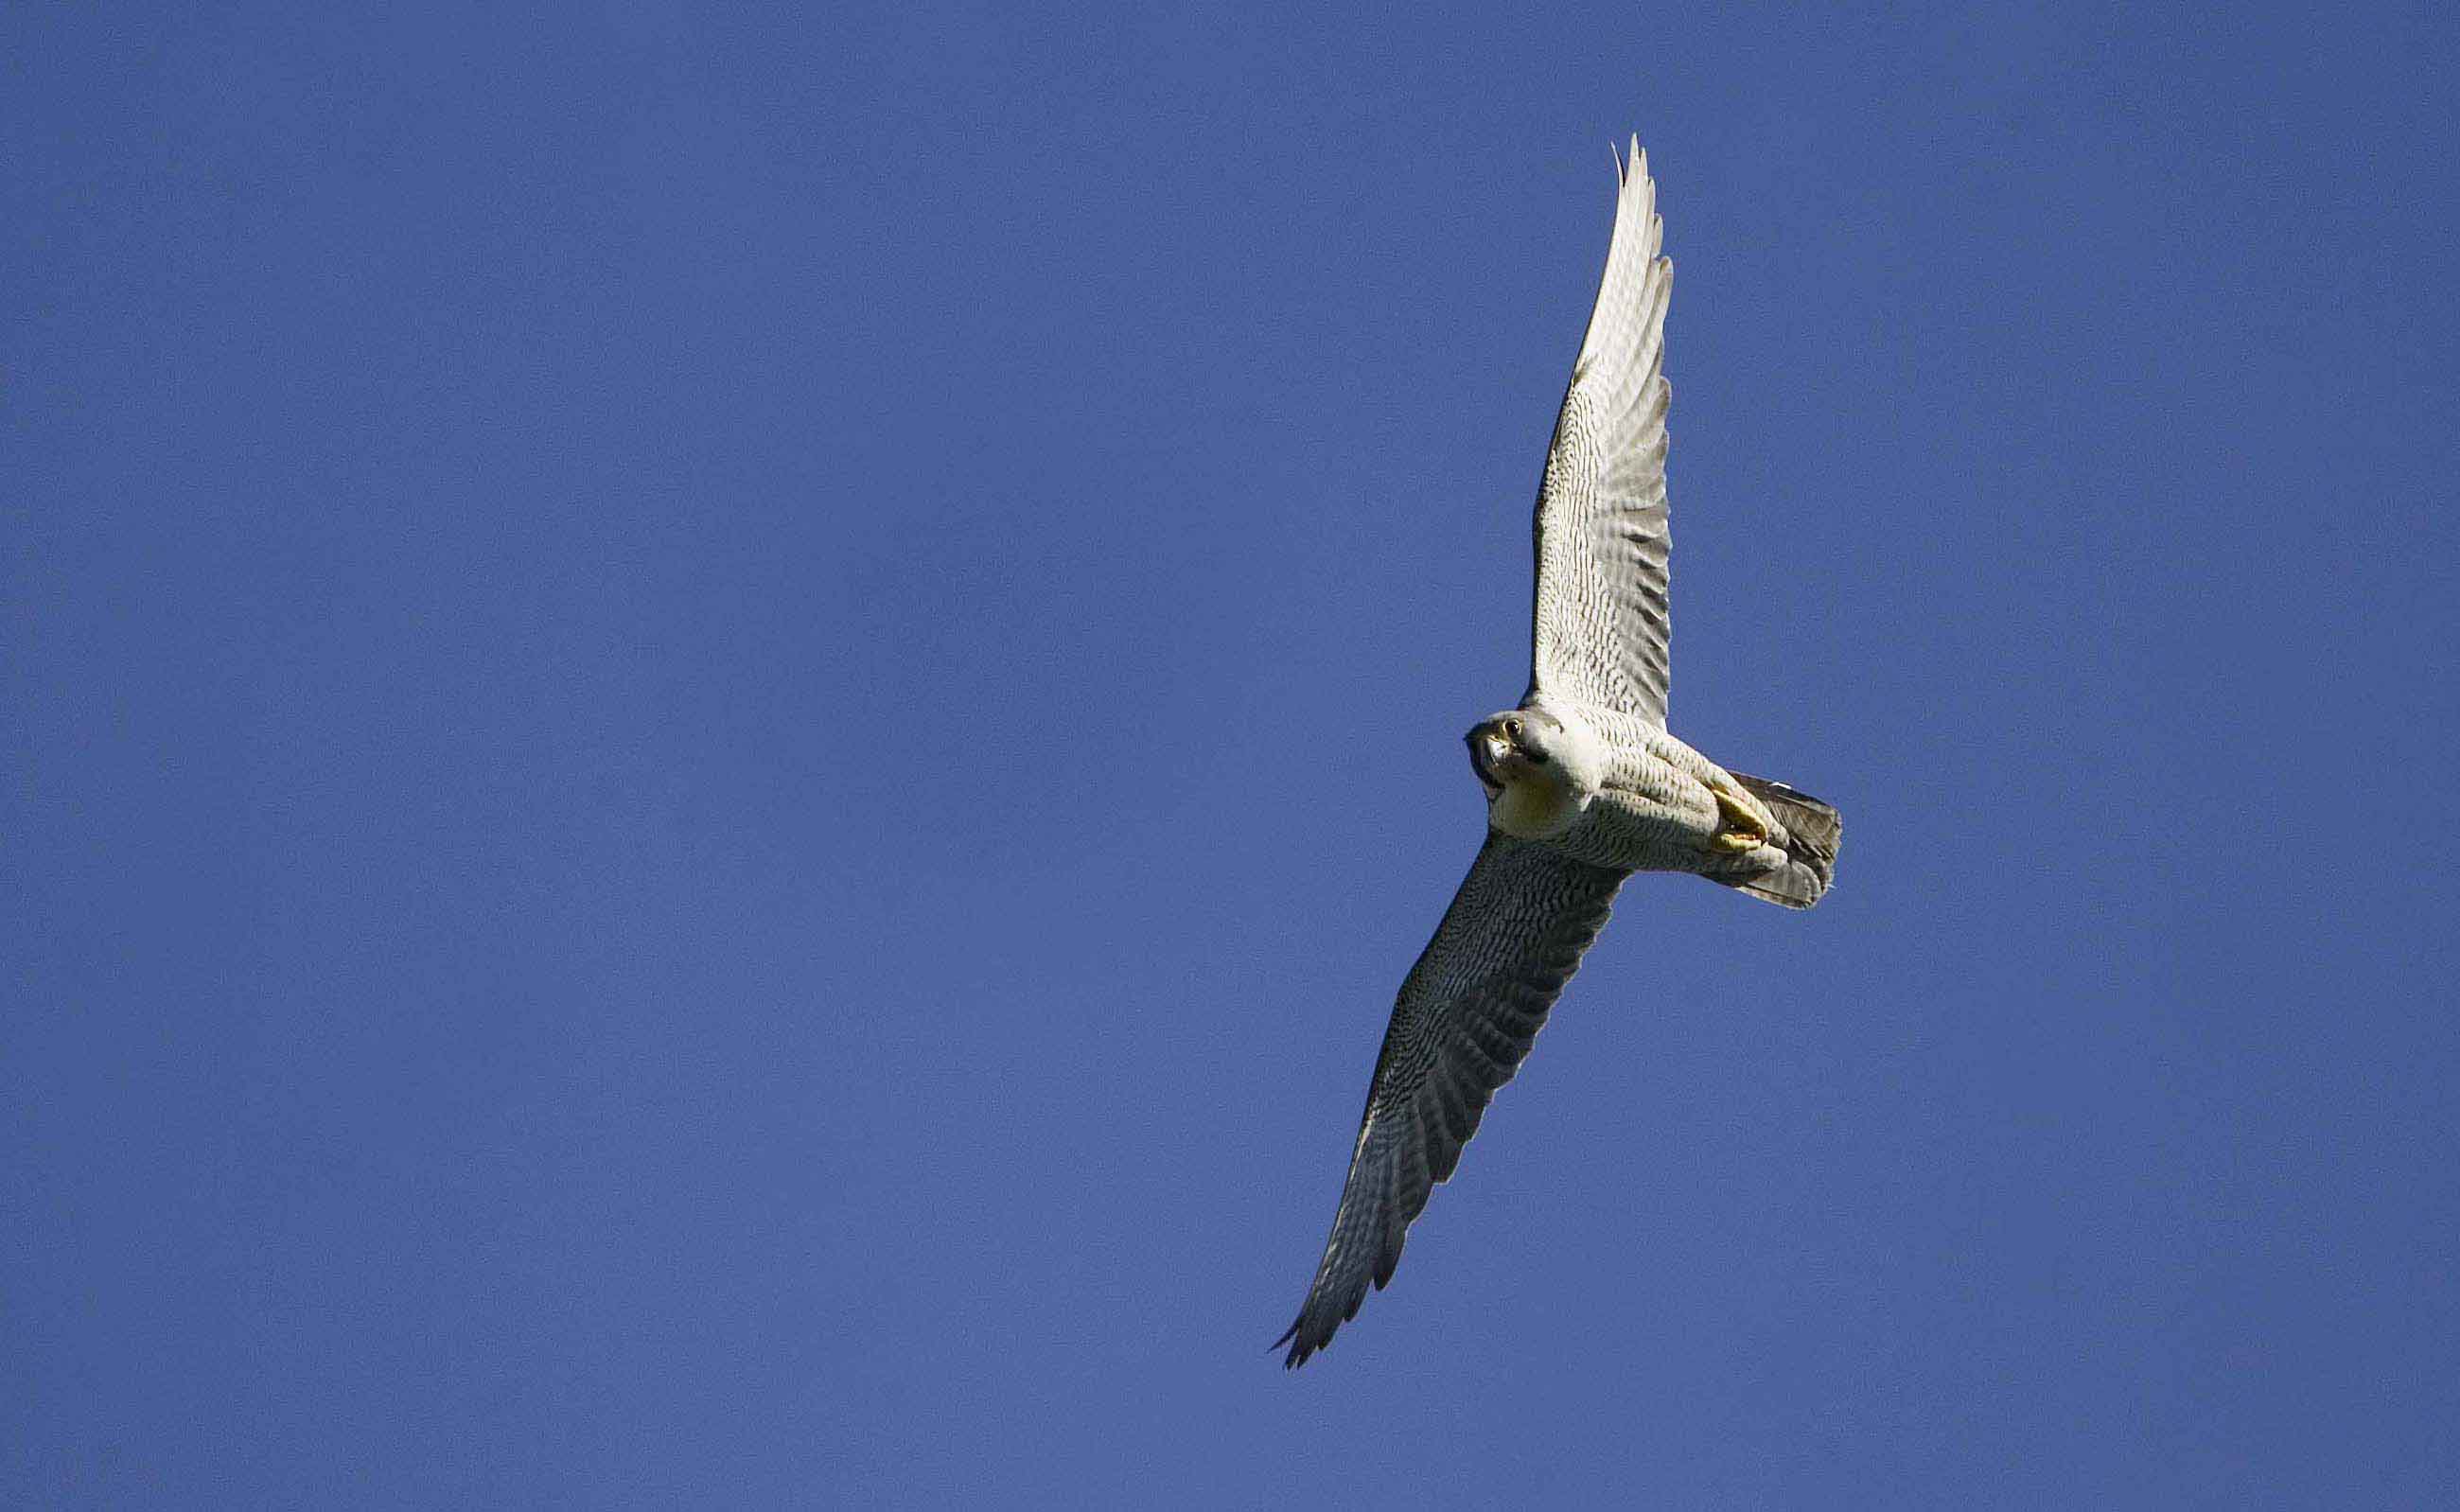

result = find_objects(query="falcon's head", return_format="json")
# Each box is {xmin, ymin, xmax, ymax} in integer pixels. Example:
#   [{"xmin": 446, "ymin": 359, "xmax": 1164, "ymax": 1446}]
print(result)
[
  {"xmin": 1466, "ymin": 708, "xmax": 1592, "ymax": 838},
  {"xmin": 1467, "ymin": 712, "xmax": 1553, "ymax": 791}
]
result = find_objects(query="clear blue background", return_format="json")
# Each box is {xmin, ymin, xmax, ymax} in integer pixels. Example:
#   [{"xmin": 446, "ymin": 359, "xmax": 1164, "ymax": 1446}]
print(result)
[{"xmin": 9, "ymin": 2, "xmax": 2457, "ymax": 1504}]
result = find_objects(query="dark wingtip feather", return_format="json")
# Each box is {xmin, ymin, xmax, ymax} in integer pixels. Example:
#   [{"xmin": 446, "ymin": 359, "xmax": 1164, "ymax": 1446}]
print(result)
[{"xmin": 1273, "ymin": 1317, "xmax": 1321, "ymax": 1369}]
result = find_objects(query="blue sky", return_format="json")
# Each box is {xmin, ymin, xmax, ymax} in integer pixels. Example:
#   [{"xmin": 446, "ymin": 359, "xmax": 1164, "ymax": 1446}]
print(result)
[{"xmin": 9, "ymin": 1, "xmax": 2457, "ymax": 1504}]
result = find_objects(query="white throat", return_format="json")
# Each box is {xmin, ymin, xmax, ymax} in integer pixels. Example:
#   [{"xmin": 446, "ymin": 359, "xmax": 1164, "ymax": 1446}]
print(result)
[{"xmin": 1491, "ymin": 774, "xmax": 1581, "ymax": 839}]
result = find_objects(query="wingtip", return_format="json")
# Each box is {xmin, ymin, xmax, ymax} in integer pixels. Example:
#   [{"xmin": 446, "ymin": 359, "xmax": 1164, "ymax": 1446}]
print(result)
[
  {"xmin": 1611, "ymin": 136, "xmax": 1655, "ymax": 191},
  {"xmin": 1273, "ymin": 1320, "xmax": 1321, "ymax": 1370},
  {"xmin": 1271, "ymin": 1315, "xmax": 1309, "ymax": 1368}
]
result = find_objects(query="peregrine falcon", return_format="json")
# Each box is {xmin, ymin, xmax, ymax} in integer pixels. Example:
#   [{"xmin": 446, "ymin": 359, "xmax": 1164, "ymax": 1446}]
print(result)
[{"xmin": 1274, "ymin": 142, "xmax": 1842, "ymax": 1367}]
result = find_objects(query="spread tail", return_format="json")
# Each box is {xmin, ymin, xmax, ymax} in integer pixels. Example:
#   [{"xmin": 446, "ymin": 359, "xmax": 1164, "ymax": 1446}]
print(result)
[{"xmin": 1721, "ymin": 773, "xmax": 1839, "ymax": 909}]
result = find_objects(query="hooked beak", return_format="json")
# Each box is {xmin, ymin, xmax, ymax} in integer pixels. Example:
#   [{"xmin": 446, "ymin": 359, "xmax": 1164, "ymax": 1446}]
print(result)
[{"xmin": 1467, "ymin": 727, "xmax": 1510, "ymax": 791}]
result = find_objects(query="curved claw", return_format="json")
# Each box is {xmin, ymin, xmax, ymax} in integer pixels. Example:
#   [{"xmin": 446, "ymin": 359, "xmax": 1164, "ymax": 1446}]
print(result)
[{"xmin": 1706, "ymin": 773, "xmax": 1771, "ymax": 853}]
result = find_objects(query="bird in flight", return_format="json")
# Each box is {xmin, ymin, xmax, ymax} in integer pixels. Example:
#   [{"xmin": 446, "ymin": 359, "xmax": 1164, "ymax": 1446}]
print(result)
[{"xmin": 1275, "ymin": 141, "xmax": 1841, "ymax": 1368}]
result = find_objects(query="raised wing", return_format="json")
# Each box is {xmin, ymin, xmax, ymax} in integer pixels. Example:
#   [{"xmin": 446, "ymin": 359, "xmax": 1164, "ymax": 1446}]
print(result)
[
  {"xmin": 1529, "ymin": 139, "xmax": 1676, "ymax": 725},
  {"xmin": 1275, "ymin": 835, "xmax": 1625, "ymax": 1367}
]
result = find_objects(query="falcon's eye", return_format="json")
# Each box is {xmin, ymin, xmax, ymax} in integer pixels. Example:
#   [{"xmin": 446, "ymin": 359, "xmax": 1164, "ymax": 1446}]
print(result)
[{"xmin": 1502, "ymin": 718, "xmax": 1523, "ymax": 739}]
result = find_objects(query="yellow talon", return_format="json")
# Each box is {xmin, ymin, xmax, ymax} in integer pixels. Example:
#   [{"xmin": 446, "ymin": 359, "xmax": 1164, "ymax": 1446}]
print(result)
[{"xmin": 1707, "ymin": 774, "xmax": 1770, "ymax": 853}]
